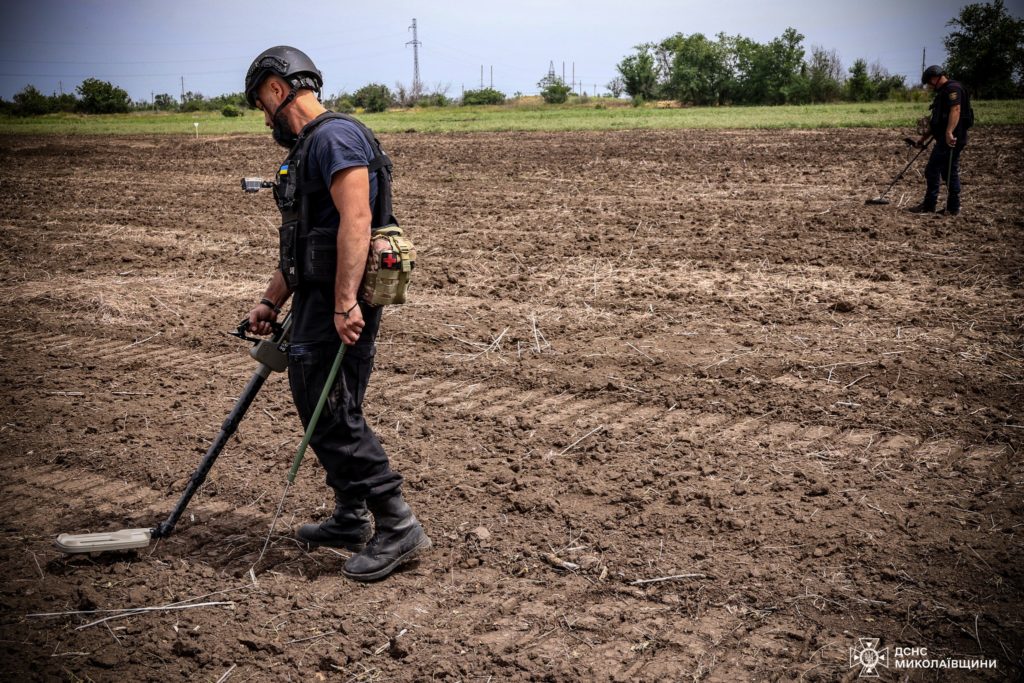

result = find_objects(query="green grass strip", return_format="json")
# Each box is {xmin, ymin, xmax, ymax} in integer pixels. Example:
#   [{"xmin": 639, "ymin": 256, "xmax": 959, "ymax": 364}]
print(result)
[{"xmin": 1, "ymin": 100, "xmax": 1021, "ymax": 135}]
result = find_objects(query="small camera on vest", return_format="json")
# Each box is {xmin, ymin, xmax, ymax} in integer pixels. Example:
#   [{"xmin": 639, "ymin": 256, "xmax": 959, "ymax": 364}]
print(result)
[{"xmin": 241, "ymin": 177, "xmax": 274, "ymax": 193}]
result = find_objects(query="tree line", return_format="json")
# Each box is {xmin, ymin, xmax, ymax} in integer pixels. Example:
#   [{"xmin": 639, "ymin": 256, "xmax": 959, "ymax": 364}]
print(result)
[
  {"xmin": 1, "ymin": 1, "xmax": 1019, "ymax": 117},
  {"xmin": 611, "ymin": 0, "xmax": 1023, "ymax": 105}
]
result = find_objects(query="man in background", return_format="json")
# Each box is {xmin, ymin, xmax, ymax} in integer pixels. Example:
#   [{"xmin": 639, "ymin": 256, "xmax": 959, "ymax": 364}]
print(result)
[{"xmin": 908, "ymin": 65, "xmax": 969, "ymax": 216}]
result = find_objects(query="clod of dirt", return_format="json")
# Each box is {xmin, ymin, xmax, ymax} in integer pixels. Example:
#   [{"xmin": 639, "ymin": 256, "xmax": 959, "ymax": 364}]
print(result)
[
  {"xmin": 238, "ymin": 638, "xmax": 283, "ymax": 655},
  {"xmin": 806, "ymin": 484, "xmax": 830, "ymax": 497},
  {"xmin": 468, "ymin": 526, "xmax": 491, "ymax": 542},
  {"xmin": 89, "ymin": 651, "xmax": 119, "ymax": 669},
  {"xmin": 171, "ymin": 639, "xmax": 201, "ymax": 658},
  {"xmin": 829, "ymin": 301, "xmax": 856, "ymax": 313},
  {"xmin": 75, "ymin": 586, "xmax": 102, "ymax": 611}
]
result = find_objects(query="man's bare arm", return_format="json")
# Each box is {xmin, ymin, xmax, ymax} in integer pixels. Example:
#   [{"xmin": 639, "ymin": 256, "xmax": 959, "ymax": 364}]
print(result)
[
  {"xmin": 330, "ymin": 165, "xmax": 372, "ymax": 345},
  {"xmin": 946, "ymin": 103, "xmax": 961, "ymax": 146}
]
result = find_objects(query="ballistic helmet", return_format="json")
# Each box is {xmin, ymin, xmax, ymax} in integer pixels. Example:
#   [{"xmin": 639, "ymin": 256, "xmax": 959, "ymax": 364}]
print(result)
[
  {"xmin": 245, "ymin": 46, "xmax": 323, "ymax": 107},
  {"xmin": 921, "ymin": 65, "xmax": 944, "ymax": 85}
]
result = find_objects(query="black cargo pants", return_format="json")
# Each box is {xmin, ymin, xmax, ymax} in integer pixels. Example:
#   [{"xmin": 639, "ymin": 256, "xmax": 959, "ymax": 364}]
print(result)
[{"xmin": 287, "ymin": 303, "xmax": 402, "ymax": 502}]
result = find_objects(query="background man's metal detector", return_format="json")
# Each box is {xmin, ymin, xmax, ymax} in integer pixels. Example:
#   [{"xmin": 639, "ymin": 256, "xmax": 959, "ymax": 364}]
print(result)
[{"xmin": 866, "ymin": 137, "xmax": 933, "ymax": 205}]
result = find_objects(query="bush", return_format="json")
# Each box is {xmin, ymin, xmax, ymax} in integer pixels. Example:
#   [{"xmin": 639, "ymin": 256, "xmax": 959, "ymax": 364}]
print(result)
[
  {"xmin": 12, "ymin": 85, "xmax": 50, "ymax": 116},
  {"xmin": 461, "ymin": 88, "xmax": 505, "ymax": 105},
  {"xmin": 540, "ymin": 80, "xmax": 571, "ymax": 104},
  {"xmin": 353, "ymin": 83, "xmax": 393, "ymax": 113},
  {"xmin": 76, "ymin": 78, "xmax": 131, "ymax": 114},
  {"xmin": 417, "ymin": 92, "xmax": 452, "ymax": 107},
  {"xmin": 222, "ymin": 105, "xmax": 242, "ymax": 117}
]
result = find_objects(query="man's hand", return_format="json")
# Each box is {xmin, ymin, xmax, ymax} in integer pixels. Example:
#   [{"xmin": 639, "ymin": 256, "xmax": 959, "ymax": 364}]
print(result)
[
  {"xmin": 945, "ymin": 131, "xmax": 957, "ymax": 147},
  {"xmin": 334, "ymin": 302, "xmax": 365, "ymax": 345},
  {"xmin": 248, "ymin": 302, "xmax": 278, "ymax": 336}
]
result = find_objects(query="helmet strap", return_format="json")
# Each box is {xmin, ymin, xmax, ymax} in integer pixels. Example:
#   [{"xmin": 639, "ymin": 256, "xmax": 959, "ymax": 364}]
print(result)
[
  {"xmin": 270, "ymin": 86, "xmax": 301, "ymax": 149},
  {"xmin": 272, "ymin": 86, "xmax": 299, "ymax": 122}
]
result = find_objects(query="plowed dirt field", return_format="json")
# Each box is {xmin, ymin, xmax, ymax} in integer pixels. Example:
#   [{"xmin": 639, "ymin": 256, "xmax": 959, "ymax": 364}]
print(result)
[{"xmin": 0, "ymin": 127, "xmax": 1022, "ymax": 681}]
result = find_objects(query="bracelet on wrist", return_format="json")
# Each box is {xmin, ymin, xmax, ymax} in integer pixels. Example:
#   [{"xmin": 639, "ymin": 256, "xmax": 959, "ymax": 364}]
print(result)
[
  {"xmin": 334, "ymin": 302, "xmax": 359, "ymax": 319},
  {"xmin": 259, "ymin": 298, "xmax": 281, "ymax": 314}
]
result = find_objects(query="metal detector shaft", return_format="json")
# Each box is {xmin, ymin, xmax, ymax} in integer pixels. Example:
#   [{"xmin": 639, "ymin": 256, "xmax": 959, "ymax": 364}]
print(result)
[
  {"xmin": 287, "ymin": 342, "xmax": 346, "ymax": 483},
  {"xmin": 255, "ymin": 342, "xmax": 346, "ymax": 565},
  {"xmin": 876, "ymin": 138, "xmax": 932, "ymax": 201},
  {"xmin": 152, "ymin": 314, "xmax": 292, "ymax": 539}
]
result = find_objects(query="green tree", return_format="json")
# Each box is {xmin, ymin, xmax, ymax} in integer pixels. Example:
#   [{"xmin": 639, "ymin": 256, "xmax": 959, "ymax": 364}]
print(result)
[
  {"xmin": 870, "ymin": 62, "xmax": 907, "ymax": 100},
  {"xmin": 845, "ymin": 59, "xmax": 873, "ymax": 102},
  {"xmin": 461, "ymin": 88, "xmax": 505, "ymax": 105},
  {"xmin": 51, "ymin": 93, "xmax": 77, "ymax": 112},
  {"xmin": 325, "ymin": 92, "xmax": 355, "ymax": 113},
  {"xmin": 538, "ymin": 77, "xmax": 571, "ymax": 104},
  {"xmin": 208, "ymin": 92, "xmax": 247, "ymax": 110},
  {"xmin": 666, "ymin": 33, "xmax": 732, "ymax": 105},
  {"xmin": 616, "ymin": 47, "xmax": 658, "ymax": 101},
  {"xmin": 181, "ymin": 91, "xmax": 207, "ymax": 112},
  {"xmin": 944, "ymin": 0, "xmax": 1024, "ymax": 98},
  {"xmin": 732, "ymin": 28, "xmax": 807, "ymax": 104},
  {"xmin": 76, "ymin": 78, "xmax": 131, "ymax": 114},
  {"xmin": 153, "ymin": 93, "xmax": 177, "ymax": 111},
  {"xmin": 353, "ymin": 83, "xmax": 393, "ymax": 112},
  {"xmin": 605, "ymin": 76, "xmax": 625, "ymax": 98},
  {"xmin": 12, "ymin": 84, "xmax": 50, "ymax": 116},
  {"xmin": 807, "ymin": 46, "xmax": 843, "ymax": 103}
]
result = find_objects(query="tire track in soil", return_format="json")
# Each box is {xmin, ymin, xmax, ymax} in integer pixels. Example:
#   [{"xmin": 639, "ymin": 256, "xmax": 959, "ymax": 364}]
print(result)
[
  {"xmin": 9, "ymin": 329, "xmax": 258, "ymax": 376},
  {"xmin": 3, "ymin": 463, "xmax": 300, "ymax": 569},
  {"xmin": 376, "ymin": 357, "xmax": 945, "ymax": 466},
  {"xmin": 12, "ymin": 325, "xmax": 955, "ymax": 486}
]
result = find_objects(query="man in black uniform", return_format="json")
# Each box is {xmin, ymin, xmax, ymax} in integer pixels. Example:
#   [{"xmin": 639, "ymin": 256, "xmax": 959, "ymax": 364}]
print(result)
[
  {"xmin": 908, "ymin": 65, "xmax": 969, "ymax": 216},
  {"xmin": 243, "ymin": 46, "xmax": 430, "ymax": 581}
]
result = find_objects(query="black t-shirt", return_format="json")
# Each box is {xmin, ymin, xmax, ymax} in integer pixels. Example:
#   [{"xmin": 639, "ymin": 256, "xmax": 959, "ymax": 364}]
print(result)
[
  {"xmin": 290, "ymin": 119, "xmax": 378, "ymax": 344},
  {"xmin": 930, "ymin": 80, "xmax": 968, "ymax": 146}
]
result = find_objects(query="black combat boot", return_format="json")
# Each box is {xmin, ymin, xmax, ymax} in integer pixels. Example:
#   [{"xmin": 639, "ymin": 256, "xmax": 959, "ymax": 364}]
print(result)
[
  {"xmin": 906, "ymin": 201, "xmax": 936, "ymax": 214},
  {"xmin": 296, "ymin": 491, "xmax": 373, "ymax": 551},
  {"xmin": 342, "ymin": 491, "xmax": 431, "ymax": 582},
  {"xmin": 940, "ymin": 193, "xmax": 960, "ymax": 216}
]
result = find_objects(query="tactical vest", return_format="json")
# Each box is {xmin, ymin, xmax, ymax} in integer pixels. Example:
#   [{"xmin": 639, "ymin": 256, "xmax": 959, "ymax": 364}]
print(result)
[
  {"xmin": 274, "ymin": 112, "xmax": 397, "ymax": 290},
  {"xmin": 929, "ymin": 80, "xmax": 973, "ymax": 141}
]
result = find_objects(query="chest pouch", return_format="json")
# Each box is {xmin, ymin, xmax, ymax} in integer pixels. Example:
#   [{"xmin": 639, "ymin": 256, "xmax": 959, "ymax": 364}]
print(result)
[
  {"xmin": 274, "ymin": 161, "xmax": 301, "ymax": 290},
  {"xmin": 361, "ymin": 225, "xmax": 416, "ymax": 306}
]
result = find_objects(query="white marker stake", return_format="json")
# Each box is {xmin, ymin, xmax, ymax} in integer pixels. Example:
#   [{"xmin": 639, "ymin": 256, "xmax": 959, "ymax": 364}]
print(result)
[{"xmin": 194, "ymin": 121, "xmax": 199, "ymax": 139}]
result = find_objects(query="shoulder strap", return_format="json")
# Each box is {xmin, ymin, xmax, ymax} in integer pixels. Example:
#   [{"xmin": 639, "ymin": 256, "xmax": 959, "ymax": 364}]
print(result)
[
  {"xmin": 295, "ymin": 112, "xmax": 391, "ymax": 189},
  {"xmin": 293, "ymin": 111, "xmax": 397, "ymax": 228}
]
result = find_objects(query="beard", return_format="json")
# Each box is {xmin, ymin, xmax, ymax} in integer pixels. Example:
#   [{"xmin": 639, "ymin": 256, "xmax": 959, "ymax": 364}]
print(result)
[{"xmin": 272, "ymin": 114, "xmax": 298, "ymax": 149}]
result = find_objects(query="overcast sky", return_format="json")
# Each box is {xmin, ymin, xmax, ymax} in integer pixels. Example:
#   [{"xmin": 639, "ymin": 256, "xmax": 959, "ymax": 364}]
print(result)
[{"xmin": 1, "ymin": 0, "xmax": 1015, "ymax": 102}]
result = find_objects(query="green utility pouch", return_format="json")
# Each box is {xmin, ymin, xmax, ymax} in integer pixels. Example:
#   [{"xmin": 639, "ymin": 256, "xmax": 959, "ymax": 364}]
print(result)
[{"xmin": 361, "ymin": 225, "xmax": 415, "ymax": 306}]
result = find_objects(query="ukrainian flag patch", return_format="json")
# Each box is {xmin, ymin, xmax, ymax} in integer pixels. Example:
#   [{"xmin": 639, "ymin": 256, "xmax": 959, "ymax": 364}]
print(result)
[{"xmin": 279, "ymin": 164, "xmax": 289, "ymax": 175}]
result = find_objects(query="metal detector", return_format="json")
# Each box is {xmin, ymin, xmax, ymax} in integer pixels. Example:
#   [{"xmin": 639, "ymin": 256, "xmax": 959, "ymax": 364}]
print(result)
[
  {"xmin": 866, "ymin": 137, "xmax": 933, "ymax": 205},
  {"xmin": 55, "ymin": 314, "xmax": 293, "ymax": 553}
]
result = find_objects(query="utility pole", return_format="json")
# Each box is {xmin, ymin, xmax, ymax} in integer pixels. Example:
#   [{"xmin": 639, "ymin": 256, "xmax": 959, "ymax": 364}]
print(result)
[
  {"xmin": 921, "ymin": 47, "xmax": 926, "ymax": 83},
  {"xmin": 58, "ymin": 80, "xmax": 63, "ymax": 96},
  {"xmin": 480, "ymin": 65, "xmax": 484, "ymax": 89},
  {"xmin": 562, "ymin": 61, "xmax": 565, "ymax": 84},
  {"xmin": 406, "ymin": 18, "xmax": 422, "ymax": 97},
  {"xmin": 180, "ymin": 76, "xmax": 185, "ymax": 105},
  {"xmin": 490, "ymin": 66, "xmax": 493, "ymax": 89},
  {"xmin": 572, "ymin": 62, "xmax": 575, "ymax": 94}
]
